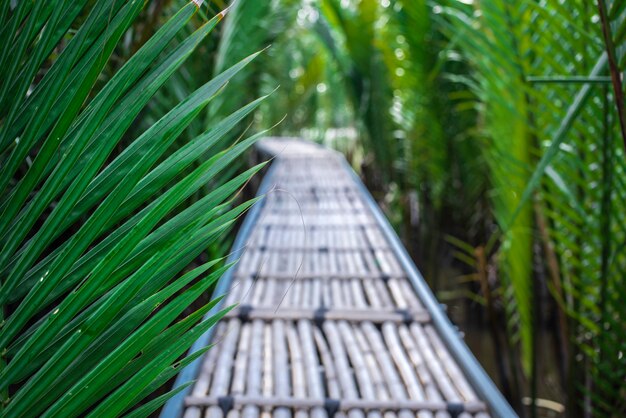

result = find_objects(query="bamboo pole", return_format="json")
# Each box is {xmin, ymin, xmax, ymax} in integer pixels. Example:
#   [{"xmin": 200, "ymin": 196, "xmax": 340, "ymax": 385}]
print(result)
[
  {"xmin": 205, "ymin": 319, "xmax": 241, "ymax": 418},
  {"xmin": 273, "ymin": 320, "xmax": 292, "ymax": 418},
  {"xmin": 262, "ymin": 323, "xmax": 273, "ymax": 418},
  {"xmin": 323, "ymin": 321, "xmax": 365, "ymax": 418}
]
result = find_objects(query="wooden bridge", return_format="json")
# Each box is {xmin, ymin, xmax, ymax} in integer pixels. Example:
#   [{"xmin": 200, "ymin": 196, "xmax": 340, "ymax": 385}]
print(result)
[{"xmin": 162, "ymin": 139, "xmax": 515, "ymax": 418}]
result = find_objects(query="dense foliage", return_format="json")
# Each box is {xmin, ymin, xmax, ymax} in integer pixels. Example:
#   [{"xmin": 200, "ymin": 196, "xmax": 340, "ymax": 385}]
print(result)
[{"xmin": 0, "ymin": 1, "xmax": 267, "ymax": 416}]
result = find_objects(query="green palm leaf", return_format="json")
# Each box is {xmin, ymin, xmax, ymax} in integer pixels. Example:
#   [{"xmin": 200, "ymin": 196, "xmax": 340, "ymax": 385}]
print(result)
[{"xmin": 0, "ymin": 1, "xmax": 270, "ymax": 416}]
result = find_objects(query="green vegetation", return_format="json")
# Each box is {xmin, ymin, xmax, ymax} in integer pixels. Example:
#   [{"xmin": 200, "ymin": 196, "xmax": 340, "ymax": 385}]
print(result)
[
  {"xmin": 1, "ymin": 0, "xmax": 625, "ymax": 417},
  {"xmin": 0, "ymin": 1, "xmax": 268, "ymax": 416}
]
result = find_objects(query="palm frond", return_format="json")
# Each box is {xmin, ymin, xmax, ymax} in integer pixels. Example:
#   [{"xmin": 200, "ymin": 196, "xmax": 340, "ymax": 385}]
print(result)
[{"xmin": 0, "ymin": 1, "xmax": 269, "ymax": 416}]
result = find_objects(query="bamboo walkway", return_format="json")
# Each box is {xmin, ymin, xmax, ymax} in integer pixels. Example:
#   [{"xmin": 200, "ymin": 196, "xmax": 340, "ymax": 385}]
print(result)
[{"xmin": 163, "ymin": 139, "xmax": 515, "ymax": 418}]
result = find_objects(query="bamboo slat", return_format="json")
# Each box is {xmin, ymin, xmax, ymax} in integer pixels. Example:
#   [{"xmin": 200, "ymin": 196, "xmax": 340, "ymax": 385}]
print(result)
[
  {"xmin": 242, "ymin": 321, "xmax": 264, "ymax": 418},
  {"xmin": 298, "ymin": 321, "xmax": 327, "ymax": 418},
  {"xmin": 273, "ymin": 320, "xmax": 292, "ymax": 418},
  {"xmin": 263, "ymin": 323, "xmax": 274, "ymax": 418},
  {"xmin": 286, "ymin": 322, "xmax": 308, "ymax": 418}
]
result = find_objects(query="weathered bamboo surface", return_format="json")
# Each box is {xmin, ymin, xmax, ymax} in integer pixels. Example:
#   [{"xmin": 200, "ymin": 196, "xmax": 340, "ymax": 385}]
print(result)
[{"xmin": 182, "ymin": 139, "xmax": 491, "ymax": 418}]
